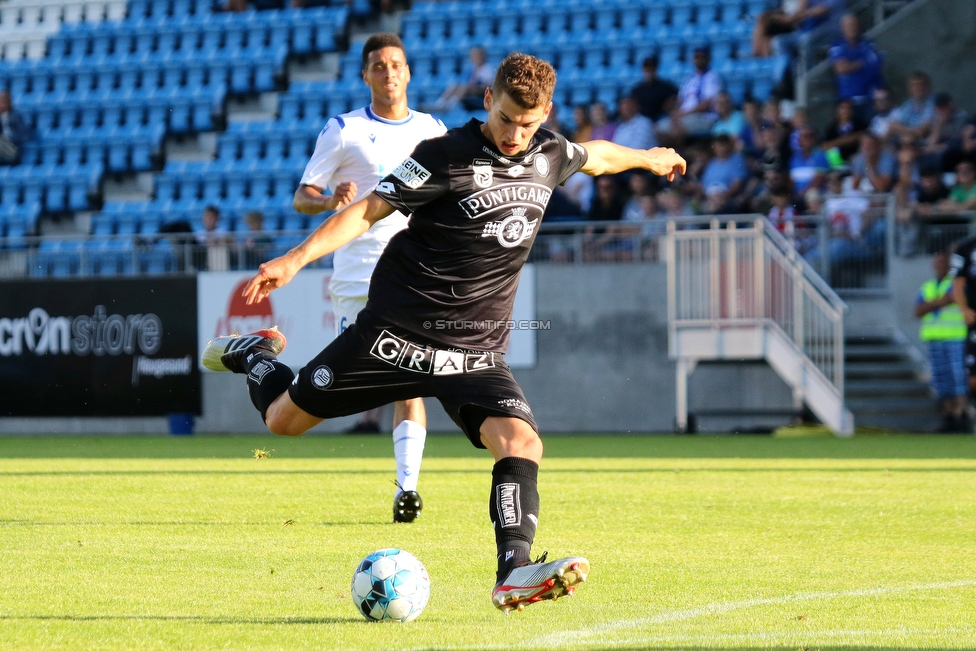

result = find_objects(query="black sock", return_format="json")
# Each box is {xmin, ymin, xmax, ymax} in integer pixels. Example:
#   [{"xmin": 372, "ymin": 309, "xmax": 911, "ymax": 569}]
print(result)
[
  {"xmin": 244, "ymin": 350, "xmax": 295, "ymax": 422},
  {"xmin": 489, "ymin": 457, "xmax": 540, "ymax": 583}
]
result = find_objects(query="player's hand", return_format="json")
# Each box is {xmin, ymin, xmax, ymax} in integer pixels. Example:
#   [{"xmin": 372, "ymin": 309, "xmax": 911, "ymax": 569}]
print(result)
[
  {"xmin": 964, "ymin": 307, "xmax": 976, "ymax": 326},
  {"xmin": 328, "ymin": 181, "xmax": 358, "ymax": 211},
  {"xmin": 243, "ymin": 254, "xmax": 302, "ymax": 305},
  {"xmin": 646, "ymin": 147, "xmax": 687, "ymax": 182}
]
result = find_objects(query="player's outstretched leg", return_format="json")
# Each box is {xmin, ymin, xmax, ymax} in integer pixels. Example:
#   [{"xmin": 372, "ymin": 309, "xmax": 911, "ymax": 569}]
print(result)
[
  {"xmin": 479, "ymin": 417, "xmax": 589, "ymax": 613},
  {"xmin": 202, "ymin": 327, "xmax": 295, "ymax": 423},
  {"xmin": 392, "ymin": 398, "xmax": 427, "ymax": 523}
]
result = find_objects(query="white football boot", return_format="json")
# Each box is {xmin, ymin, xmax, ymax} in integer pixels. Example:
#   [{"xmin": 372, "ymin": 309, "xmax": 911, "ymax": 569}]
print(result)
[
  {"xmin": 201, "ymin": 326, "xmax": 287, "ymax": 373},
  {"xmin": 491, "ymin": 554, "xmax": 589, "ymax": 613}
]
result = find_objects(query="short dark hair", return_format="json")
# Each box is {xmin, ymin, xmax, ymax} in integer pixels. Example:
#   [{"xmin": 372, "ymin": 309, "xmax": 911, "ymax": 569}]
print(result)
[
  {"xmin": 491, "ymin": 53, "xmax": 556, "ymax": 109},
  {"xmin": 204, "ymin": 205, "xmax": 220, "ymax": 217},
  {"xmin": 361, "ymin": 33, "xmax": 406, "ymax": 71},
  {"xmin": 642, "ymin": 55, "xmax": 659, "ymax": 69}
]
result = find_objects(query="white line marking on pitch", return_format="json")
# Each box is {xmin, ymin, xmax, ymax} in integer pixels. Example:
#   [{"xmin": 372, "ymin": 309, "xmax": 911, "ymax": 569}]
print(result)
[{"xmin": 525, "ymin": 579, "xmax": 976, "ymax": 648}]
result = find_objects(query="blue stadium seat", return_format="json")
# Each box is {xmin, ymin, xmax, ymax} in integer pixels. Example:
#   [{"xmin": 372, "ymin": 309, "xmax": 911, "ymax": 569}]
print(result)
[{"xmin": 720, "ymin": 0, "xmax": 742, "ymax": 24}]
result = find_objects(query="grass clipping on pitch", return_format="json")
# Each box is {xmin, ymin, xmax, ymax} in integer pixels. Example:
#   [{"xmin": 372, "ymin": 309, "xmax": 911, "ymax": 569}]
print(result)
[{"xmin": 0, "ymin": 433, "xmax": 975, "ymax": 650}]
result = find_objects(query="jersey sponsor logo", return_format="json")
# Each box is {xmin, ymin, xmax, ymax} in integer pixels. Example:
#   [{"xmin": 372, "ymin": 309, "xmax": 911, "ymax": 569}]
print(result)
[
  {"xmin": 507, "ymin": 164, "xmax": 525, "ymax": 177},
  {"xmin": 496, "ymin": 482, "xmax": 522, "ymax": 527},
  {"xmin": 567, "ymin": 141, "xmax": 585, "ymax": 160},
  {"xmin": 311, "ymin": 365, "xmax": 334, "ymax": 389},
  {"xmin": 472, "ymin": 159, "xmax": 494, "ymax": 188},
  {"xmin": 481, "ymin": 145, "xmax": 513, "ymax": 165},
  {"xmin": 498, "ymin": 397, "xmax": 532, "ymax": 415},
  {"xmin": 370, "ymin": 330, "xmax": 496, "ymax": 375},
  {"xmin": 481, "ymin": 208, "xmax": 537, "ymax": 248},
  {"xmin": 375, "ymin": 181, "xmax": 395, "ymax": 195},
  {"xmin": 534, "ymin": 155, "xmax": 549, "ymax": 177},
  {"xmin": 391, "ymin": 157, "xmax": 432, "ymax": 189},
  {"xmin": 459, "ymin": 183, "xmax": 552, "ymax": 219}
]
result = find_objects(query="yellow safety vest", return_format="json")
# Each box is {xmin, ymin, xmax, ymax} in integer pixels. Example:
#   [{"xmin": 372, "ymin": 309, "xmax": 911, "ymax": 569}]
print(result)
[{"xmin": 920, "ymin": 276, "xmax": 966, "ymax": 341}]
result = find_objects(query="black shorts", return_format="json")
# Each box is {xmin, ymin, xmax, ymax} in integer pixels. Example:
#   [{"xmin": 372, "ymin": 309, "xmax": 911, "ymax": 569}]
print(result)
[
  {"xmin": 288, "ymin": 309, "xmax": 537, "ymax": 447},
  {"xmin": 965, "ymin": 327, "xmax": 976, "ymax": 371}
]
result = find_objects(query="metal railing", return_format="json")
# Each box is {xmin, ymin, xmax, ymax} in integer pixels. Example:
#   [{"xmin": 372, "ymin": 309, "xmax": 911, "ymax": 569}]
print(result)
[{"xmin": 667, "ymin": 215, "xmax": 847, "ymax": 393}]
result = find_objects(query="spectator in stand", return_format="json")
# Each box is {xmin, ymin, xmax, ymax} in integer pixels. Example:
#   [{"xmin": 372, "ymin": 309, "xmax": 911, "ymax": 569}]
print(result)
[
  {"xmin": 828, "ymin": 13, "xmax": 883, "ymax": 123},
  {"xmin": 739, "ymin": 98, "xmax": 763, "ymax": 153},
  {"xmin": 805, "ymin": 171, "xmax": 871, "ymax": 267},
  {"xmin": 656, "ymin": 187, "xmax": 693, "ymax": 220},
  {"xmin": 585, "ymin": 175, "xmax": 629, "ymax": 260},
  {"xmin": 753, "ymin": 0, "xmax": 844, "ymax": 58},
  {"xmin": 958, "ymin": 117, "xmax": 976, "ymax": 167},
  {"xmin": 936, "ymin": 161, "xmax": 976, "ymax": 213},
  {"xmin": 571, "ymin": 105, "xmax": 592, "ymax": 143},
  {"xmin": 913, "ymin": 167, "xmax": 951, "ymax": 219},
  {"xmin": 195, "ymin": 205, "xmax": 232, "ymax": 271},
  {"xmin": 822, "ymin": 98, "xmax": 868, "ymax": 164},
  {"xmin": 589, "ymin": 102, "xmax": 617, "ymax": 142},
  {"xmin": 788, "ymin": 107, "xmax": 810, "ymax": 152},
  {"xmin": 434, "ymin": 45, "xmax": 496, "ymax": 112},
  {"xmin": 711, "ymin": 92, "xmax": 745, "ymax": 140},
  {"xmin": 888, "ymin": 71, "xmax": 936, "ymax": 144},
  {"xmin": 630, "ymin": 56, "xmax": 678, "ymax": 124},
  {"xmin": 700, "ymin": 134, "xmax": 750, "ymax": 212},
  {"xmin": 922, "ymin": 93, "xmax": 970, "ymax": 172},
  {"xmin": 850, "ymin": 132, "xmax": 896, "ymax": 194},
  {"xmin": 563, "ymin": 172, "xmax": 594, "ymax": 215},
  {"xmin": 239, "ymin": 210, "xmax": 274, "ymax": 270},
  {"xmin": 670, "ymin": 47, "xmax": 722, "ymax": 138},
  {"xmin": 588, "ymin": 176, "xmax": 627, "ymax": 222},
  {"xmin": 868, "ymin": 87, "xmax": 896, "ymax": 141},
  {"xmin": 622, "ymin": 172, "xmax": 653, "ymax": 223},
  {"xmin": 612, "ymin": 96, "xmax": 657, "ymax": 150},
  {"xmin": 542, "ymin": 103, "xmax": 571, "ymax": 137},
  {"xmin": 0, "ymin": 90, "xmax": 29, "ymax": 165},
  {"xmin": 915, "ymin": 249, "xmax": 970, "ymax": 433},
  {"xmin": 789, "ymin": 127, "xmax": 829, "ymax": 194}
]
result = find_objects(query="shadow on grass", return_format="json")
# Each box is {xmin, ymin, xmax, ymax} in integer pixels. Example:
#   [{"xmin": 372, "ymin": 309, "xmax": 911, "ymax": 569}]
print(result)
[
  {"xmin": 0, "ymin": 614, "xmax": 358, "ymax": 625},
  {"xmin": 0, "ymin": 433, "xmax": 973, "ymax": 460}
]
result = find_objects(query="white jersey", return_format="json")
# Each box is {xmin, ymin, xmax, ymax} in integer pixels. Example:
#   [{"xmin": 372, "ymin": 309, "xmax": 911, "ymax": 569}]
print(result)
[{"xmin": 300, "ymin": 105, "xmax": 447, "ymax": 298}]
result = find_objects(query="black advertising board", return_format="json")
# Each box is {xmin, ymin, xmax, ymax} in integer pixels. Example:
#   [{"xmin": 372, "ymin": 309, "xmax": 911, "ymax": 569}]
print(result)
[{"xmin": 0, "ymin": 277, "xmax": 201, "ymax": 416}]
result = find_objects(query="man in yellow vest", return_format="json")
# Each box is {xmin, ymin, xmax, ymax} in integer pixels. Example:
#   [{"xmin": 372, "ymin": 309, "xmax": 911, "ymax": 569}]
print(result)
[{"xmin": 916, "ymin": 250, "xmax": 969, "ymax": 432}]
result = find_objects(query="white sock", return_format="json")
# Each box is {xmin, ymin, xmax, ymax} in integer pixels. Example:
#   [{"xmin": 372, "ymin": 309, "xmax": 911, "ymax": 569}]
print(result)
[{"xmin": 392, "ymin": 419, "xmax": 426, "ymax": 496}]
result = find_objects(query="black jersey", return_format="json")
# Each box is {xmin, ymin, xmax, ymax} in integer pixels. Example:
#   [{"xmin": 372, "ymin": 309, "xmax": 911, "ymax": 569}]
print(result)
[
  {"xmin": 366, "ymin": 119, "xmax": 588, "ymax": 351},
  {"xmin": 950, "ymin": 235, "xmax": 976, "ymax": 309}
]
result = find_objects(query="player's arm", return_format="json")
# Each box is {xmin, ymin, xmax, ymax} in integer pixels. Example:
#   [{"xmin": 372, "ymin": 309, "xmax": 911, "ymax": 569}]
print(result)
[
  {"xmin": 952, "ymin": 276, "xmax": 976, "ymax": 325},
  {"xmin": 244, "ymin": 194, "xmax": 394, "ymax": 304},
  {"xmin": 293, "ymin": 181, "xmax": 359, "ymax": 215},
  {"xmin": 579, "ymin": 140, "xmax": 687, "ymax": 181}
]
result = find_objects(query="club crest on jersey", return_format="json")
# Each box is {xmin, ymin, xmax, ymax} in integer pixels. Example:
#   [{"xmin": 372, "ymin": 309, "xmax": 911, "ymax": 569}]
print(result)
[
  {"xmin": 507, "ymin": 164, "xmax": 525, "ymax": 177},
  {"xmin": 472, "ymin": 159, "xmax": 494, "ymax": 188},
  {"xmin": 392, "ymin": 157, "xmax": 432, "ymax": 189},
  {"xmin": 311, "ymin": 365, "xmax": 334, "ymax": 390},
  {"xmin": 534, "ymin": 155, "xmax": 549, "ymax": 177},
  {"xmin": 481, "ymin": 207, "xmax": 537, "ymax": 248}
]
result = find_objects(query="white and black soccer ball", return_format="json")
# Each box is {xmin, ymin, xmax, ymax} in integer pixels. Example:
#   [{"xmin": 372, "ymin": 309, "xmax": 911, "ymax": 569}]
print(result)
[{"xmin": 351, "ymin": 548, "xmax": 430, "ymax": 622}]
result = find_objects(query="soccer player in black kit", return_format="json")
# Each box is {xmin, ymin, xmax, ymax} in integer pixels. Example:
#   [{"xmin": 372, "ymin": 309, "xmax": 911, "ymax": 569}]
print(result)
[{"xmin": 204, "ymin": 53, "xmax": 686, "ymax": 613}]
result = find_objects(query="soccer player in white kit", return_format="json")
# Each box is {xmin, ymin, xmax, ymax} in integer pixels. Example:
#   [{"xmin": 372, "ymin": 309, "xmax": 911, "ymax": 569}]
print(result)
[{"xmin": 292, "ymin": 33, "xmax": 447, "ymax": 522}]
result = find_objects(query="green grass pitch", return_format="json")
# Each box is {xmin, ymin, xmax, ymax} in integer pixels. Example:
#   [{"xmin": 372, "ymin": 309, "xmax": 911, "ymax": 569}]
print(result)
[{"xmin": 1, "ymin": 433, "xmax": 975, "ymax": 650}]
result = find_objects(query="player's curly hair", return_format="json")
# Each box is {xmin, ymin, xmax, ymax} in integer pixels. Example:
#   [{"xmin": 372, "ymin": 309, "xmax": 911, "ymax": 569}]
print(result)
[
  {"xmin": 361, "ymin": 33, "xmax": 406, "ymax": 70},
  {"xmin": 491, "ymin": 53, "xmax": 556, "ymax": 109}
]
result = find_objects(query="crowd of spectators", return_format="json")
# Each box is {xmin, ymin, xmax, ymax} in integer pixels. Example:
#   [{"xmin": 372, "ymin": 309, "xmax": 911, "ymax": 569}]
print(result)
[{"xmin": 539, "ymin": 10, "xmax": 976, "ymax": 266}]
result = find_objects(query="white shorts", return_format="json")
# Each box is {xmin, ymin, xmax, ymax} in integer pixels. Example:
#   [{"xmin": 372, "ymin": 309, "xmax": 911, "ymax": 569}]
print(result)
[{"xmin": 333, "ymin": 294, "xmax": 368, "ymax": 337}]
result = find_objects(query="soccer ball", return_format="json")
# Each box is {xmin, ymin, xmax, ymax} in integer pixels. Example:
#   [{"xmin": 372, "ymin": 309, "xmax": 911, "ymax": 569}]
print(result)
[{"xmin": 351, "ymin": 548, "xmax": 430, "ymax": 622}]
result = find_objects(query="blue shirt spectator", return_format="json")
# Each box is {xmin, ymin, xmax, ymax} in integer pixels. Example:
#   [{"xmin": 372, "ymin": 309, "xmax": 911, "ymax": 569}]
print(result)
[
  {"xmin": 702, "ymin": 136, "xmax": 749, "ymax": 196},
  {"xmin": 612, "ymin": 96, "xmax": 657, "ymax": 150},
  {"xmin": 829, "ymin": 14, "xmax": 883, "ymax": 105},
  {"xmin": 890, "ymin": 71, "xmax": 936, "ymax": 142},
  {"xmin": 789, "ymin": 128, "xmax": 830, "ymax": 193},
  {"xmin": 711, "ymin": 92, "xmax": 745, "ymax": 139}
]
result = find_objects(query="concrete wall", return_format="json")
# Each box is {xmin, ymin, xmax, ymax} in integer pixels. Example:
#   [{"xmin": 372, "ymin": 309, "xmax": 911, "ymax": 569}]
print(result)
[{"xmin": 0, "ymin": 263, "xmax": 797, "ymax": 435}]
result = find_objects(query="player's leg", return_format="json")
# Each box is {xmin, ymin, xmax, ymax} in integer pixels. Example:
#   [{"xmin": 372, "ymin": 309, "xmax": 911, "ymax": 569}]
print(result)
[
  {"xmin": 391, "ymin": 397, "xmax": 427, "ymax": 523},
  {"xmin": 334, "ymin": 293, "xmax": 382, "ymax": 434},
  {"xmin": 478, "ymin": 415, "xmax": 588, "ymax": 613}
]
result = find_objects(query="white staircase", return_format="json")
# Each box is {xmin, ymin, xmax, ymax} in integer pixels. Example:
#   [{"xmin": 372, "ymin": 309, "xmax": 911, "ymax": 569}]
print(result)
[{"xmin": 666, "ymin": 218, "xmax": 854, "ymax": 436}]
